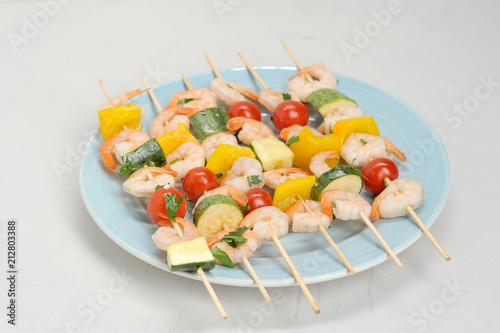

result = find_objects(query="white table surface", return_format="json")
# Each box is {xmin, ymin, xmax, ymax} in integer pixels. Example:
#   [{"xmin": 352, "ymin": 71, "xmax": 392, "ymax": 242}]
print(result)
[{"xmin": 1, "ymin": 0, "xmax": 499, "ymax": 332}]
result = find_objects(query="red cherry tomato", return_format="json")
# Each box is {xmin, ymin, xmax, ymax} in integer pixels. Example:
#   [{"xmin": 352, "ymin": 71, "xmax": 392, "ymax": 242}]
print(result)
[
  {"xmin": 182, "ymin": 167, "xmax": 218, "ymax": 202},
  {"xmin": 244, "ymin": 188, "xmax": 273, "ymax": 216},
  {"xmin": 228, "ymin": 101, "xmax": 261, "ymax": 121},
  {"xmin": 272, "ymin": 100, "xmax": 309, "ymax": 130},
  {"xmin": 147, "ymin": 187, "xmax": 187, "ymax": 225},
  {"xmin": 362, "ymin": 158, "xmax": 399, "ymax": 194}
]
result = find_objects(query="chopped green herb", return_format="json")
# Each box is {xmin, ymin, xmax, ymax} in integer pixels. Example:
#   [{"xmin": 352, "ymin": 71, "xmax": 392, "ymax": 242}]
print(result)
[
  {"xmin": 216, "ymin": 172, "xmax": 223, "ymax": 179},
  {"xmin": 170, "ymin": 158, "xmax": 180, "ymax": 165},
  {"xmin": 211, "ymin": 247, "xmax": 235, "ymax": 268},
  {"xmin": 155, "ymin": 184, "xmax": 165, "ymax": 191},
  {"xmin": 183, "ymin": 193, "xmax": 193, "ymax": 215},
  {"xmin": 164, "ymin": 193, "xmax": 184, "ymax": 220},
  {"xmin": 360, "ymin": 138, "xmax": 368, "ymax": 144},
  {"xmin": 227, "ymin": 84, "xmax": 234, "ymax": 89},
  {"xmin": 221, "ymin": 227, "xmax": 248, "ymax": 248},
  {"xmin": 119, "ymin": 164, "xmax": 142, "ymax": 177},
  {"xmin": 177, "ymin": 98, "xmax": 194, "ymax": 105},
  {"xmin": 246, "ymin": 175, "xmax": 261, "ymax": 187},
  {"xmin": 241, "ymin": 204, "xmax": 250, "ymax": 213},
  {"xmin": 286, "ymin": 136, "xmax": 300, "ymax": 146},
  {"xmin": 282, "ymin": 93, "xmax": 292, "ymax": 101},
  {"xmin": 280, "ymin": 173, "xmax": 285, "ymax": 176}
]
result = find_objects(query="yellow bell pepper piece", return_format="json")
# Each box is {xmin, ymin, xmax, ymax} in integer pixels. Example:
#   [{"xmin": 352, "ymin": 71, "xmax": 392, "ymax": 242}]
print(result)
[
  {"xmin": 333, "ymin": 116, "xmax": 380, "ymax": 145},
  {"xmin": 273, "ymin": 175, "xmax": 316, "ymax": 212},
  {"xmin": 206, "ymin": 144, "xmax": 256, "ymax": 178},
  {"xmin": 156, "ymin": 123, "xmax": 199, "ymax": 157},
  {"xmin": 287, "ymin": 127, "xmax": 342, "ymax": 172},
  {"xmin": 98, "ymin": 104, "xmax": 142, "ymax": 141}
]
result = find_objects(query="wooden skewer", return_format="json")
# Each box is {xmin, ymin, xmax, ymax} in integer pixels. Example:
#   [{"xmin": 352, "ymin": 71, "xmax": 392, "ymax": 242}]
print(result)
[
  {"xmin": 140, "ymin": 72, "xmax": 163, "ymax": 113},
  {"xmin": 169, "ymin": 219, "xmax": 227, "ymax": 319},
  {"xmin": 358, "ymin": 211, "xmax": 404, "ymax": 269},
  {"xmin": 220, "ymin": 223, "xmax": 271, "ymax": 302},
  {"xmin": 98, "ymin": 77, "xmax": 113, "ymax": 101},
  {"xmin": 271, "ymin": 234, "xmax": 320, "ymax": 314},
  {"xmin": 204, "ymin": 53, "xmax": 222, "ymax": 79},
  {"xmin": 182, "ymin": 74, "xmax": 194, "ymax": 91},
  {"xmin": 296, "ymin": 195, "xmax": 355, "ymax": 274},
  {"xmin": 237, "ymin": 51, "xmax": 269, "ymax": 90},
  {"xmin": 281, "ymin": 40, "xmax": 313, "ymax": 83},
  {"xmin": 384, "ymin": 178, "xmax": 451, "ymax": 261}
]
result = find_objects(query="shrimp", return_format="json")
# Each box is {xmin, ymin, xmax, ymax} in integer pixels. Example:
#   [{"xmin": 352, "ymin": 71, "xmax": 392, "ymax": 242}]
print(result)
[
  {"xmin": 210, "ymin": 78, "xmax": 259, "ymax": 105},
  {"xmin": 340, "ymin": 133, "xmax": 407, "ymax": 168},
  {"xmin": 323, "ymin": 105, "xmax": 363, "ymax": 134},
  {"xmin": 309, "ymin": 151, "xmax": 341, "ymax": 177},
  {"xmin": 99, "ymin": 129, "xmax": 150, "ymax": 170},
  {"xmin": 263, "ymin": 168, "xmax": 312, "ymax": 189},
  {"xmin": 152, "ymin": 217, "xmax": 201, "ymax": 251},
  {"xmin": 292, "ymin": 212, "xmax": 331, "ymax": 233},
  {"xmin": 226, "ymin": 117, "xmax": 274, "ymax": 145},
  {"xmin": 285, "ymin": 199, "xmax": 322, "ymax": 221},
  {"xmin": 195, "ymin": 185, "xmax": 248, "ymax": 208},
  {"xmin": 257, "ymin": 89, "xmax": 300, "ymax": 112},
  {"xmin": 279, "ymin": 125, "xmax": 322, "ymax": 141},
  {"xmin": 220, "ymin": 157, "xmax": 264, "ymax": 193},
  {"xmin": 287, "ymin": 63, "xmax": 336, "ymax": 102},
  {"xmin": 207, "ymin": 228, "xmax": 261, "ymax": 264},
  {"xmin": 201, "ymin": 132, "xmax": 238, "ymax": 159},
  {"xmin": 149, "ymin": 106, "xmax": 191, "ymax": 138},
  {"xmin": 98, "ymin": 88, "xmax": 148, "ymax": 112},
  {"xmin": 371, "ymin": 178, "xmax": 424, "ymax": 220},
  {"xmin": 122, "ymin": 167, "xmax": 177, "ymax": 197},
  {"xmin": 166, "ymin": 88, "xmax": 218, "ymax": 115},
  {"xmin": 166, "ymin": 142, "xmax": 205, "ymax": 182},
  {"xmin": 320, "ymin": 189, "xmax": 371, "ymax": 220},
  {"xmin": 240, "ymin": 206, "xmax": 289, "ymax": 241}
]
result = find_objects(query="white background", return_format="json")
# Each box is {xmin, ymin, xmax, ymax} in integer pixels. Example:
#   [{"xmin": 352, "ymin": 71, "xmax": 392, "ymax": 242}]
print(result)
[{"xmin": 1, "ymin": 0, "xmax": 499, "ymax": 332}]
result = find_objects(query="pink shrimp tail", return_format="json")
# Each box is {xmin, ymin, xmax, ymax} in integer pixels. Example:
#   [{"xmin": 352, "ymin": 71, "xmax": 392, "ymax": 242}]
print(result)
[
  {"xmin": 226, "ymin": 117, "xmax": 245, "ymax": 132},
  {"xmin": 370, "ymin": 197, "xmax": 382, "ymax": 221}
]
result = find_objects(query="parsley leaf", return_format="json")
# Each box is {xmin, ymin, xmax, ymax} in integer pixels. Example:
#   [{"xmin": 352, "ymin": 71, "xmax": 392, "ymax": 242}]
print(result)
[
  {"xmin": 246, "ymin": 175, "xmax": 261, "ymax": 187},
  {"xmin": 282, "ymin": 93, "xmax": 292, "ymax": 101},
  {"xmin": 155, "ymin": 184, "xmax": 165, "ymax": 191},
  {"xmin": 170, "ymin": 158, "xmax": 180, "ymax": 165},
  {"xmin": 216, "ymin": 172, "xmax": 223, "ymax": 179},
  {"xmin": 119, "ymin": 160, "xmax": 156, "ymax": 177},
  {"xmin": 286, "ymin": 136, "xmax": 300, "ymax": 146},
  {"xmin": 221, "ymin": 227, "xmax": 248, "ymax": 248},
  {"xmin": 211, "ymin": 247, "xmax": 235, "ymax": 268},
  {"xmin": 360, "ymin": 138, "xmax": 368, "ymax": 144},
  {"xmin": 164, "ymin": 193, "xmax": 183, "ymax": 220},
  {"xmin": 177, "ymin": 98, "xmax": 194, "ymax": 105},
  {"xmin": 241, "ymin": 204, "xmax": 250, "ymax": 213},
  {"xmin": 227, "ymin": 84, "xmax": 234, "ymax": 89}
]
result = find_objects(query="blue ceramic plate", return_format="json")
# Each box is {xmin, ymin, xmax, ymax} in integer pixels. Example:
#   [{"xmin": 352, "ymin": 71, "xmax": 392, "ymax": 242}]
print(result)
[{"xmin": 80, "ymin": 66, "xmax": 449, "ymax": 287}]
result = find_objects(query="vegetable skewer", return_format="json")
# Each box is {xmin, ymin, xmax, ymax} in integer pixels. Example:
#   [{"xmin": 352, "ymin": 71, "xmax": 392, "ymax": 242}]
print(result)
[
  {"xmin": 359, "ymin": 210, "xmax": 404, "ymax": 268},
  {"xmin": 220, "ymin": 223, "xmax": 271, "ymax": 303},
  {"xmin": 170, "ymin": 222, "xmax": 227, "ymax": 319},
  {"xmin": 296, "ymin": 194, "xmax": 355, "ymax": 274},
  {"xmin": 383, "ymin": 178, "xmax": 450, "ymax": 261},
  {"xmin": 281, "ymin": 40, "xmax": 313, "ymax": 83}
]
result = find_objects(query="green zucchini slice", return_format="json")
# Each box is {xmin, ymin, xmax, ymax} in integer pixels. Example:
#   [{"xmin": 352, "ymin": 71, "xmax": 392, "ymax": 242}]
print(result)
[
  {"xmin": 310, "ymin": 165, "xmax": 363, "ymax": 200},
  {"xmin": 121, "ymin": 138, "xmax": 166, "ymax": 167},
  {"xmin": 189, "ymin": 107, "xmax": 231, "ymax": 140},
  {"xmin": 166, "ymin": 237, "xmax": 216, "ymax": 272},
  {"xmin": 193, "ymin": 194, "xmax": 244, "ymax": 240},
  {"xmin": 306, "ymin": 88, "xmax": 357, "ymax": 118},
  {"xmin": 250, "ymin": 136, "xmax": 294, "ymax": 171}
]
